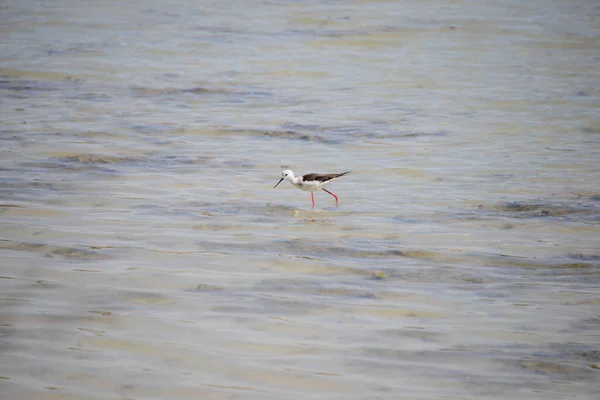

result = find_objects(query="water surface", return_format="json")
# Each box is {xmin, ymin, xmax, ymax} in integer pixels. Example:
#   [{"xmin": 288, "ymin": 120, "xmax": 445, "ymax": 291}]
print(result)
[{"xmin": 1, "ymin": 0, "xmax": 599, "ymax": 399}]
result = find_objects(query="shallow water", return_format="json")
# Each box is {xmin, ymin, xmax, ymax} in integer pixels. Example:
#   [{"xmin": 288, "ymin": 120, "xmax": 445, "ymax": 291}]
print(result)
[{"xmin": 1, "ymin": 0, "xmax": 599, "ymax": 399}]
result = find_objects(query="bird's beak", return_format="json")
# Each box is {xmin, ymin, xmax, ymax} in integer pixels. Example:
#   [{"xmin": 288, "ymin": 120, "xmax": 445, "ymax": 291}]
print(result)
[{"xmin": 274, "ymin": 178, "xmax": 284, "ymax": 188}]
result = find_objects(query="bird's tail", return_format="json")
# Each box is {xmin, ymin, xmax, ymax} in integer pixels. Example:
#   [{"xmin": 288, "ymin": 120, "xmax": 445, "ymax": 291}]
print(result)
[{"xmin": 337, "ymin": 171, "xmax": 351, "ymax": 177}]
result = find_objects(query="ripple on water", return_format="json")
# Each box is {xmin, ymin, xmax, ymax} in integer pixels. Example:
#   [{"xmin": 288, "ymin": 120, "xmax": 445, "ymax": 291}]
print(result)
[
  {"xmin": 118, "ymin": 290, "xmax": 177, "ymax": 306},
  {"xmin": 481, "ymin": 201, "xmax": 599, "ymax": 218},
  {"xmin": 263, "ymin": 129, "xmax": 341, "ymax": 144},
  {"xmin": 131, "ymin": 85, "xmax": 233, "ymax": 97},
  {"xmin": 0, "ymin": 240, "xmax": 109, "ymax": 261},
  {"xmin": 58, "ymin": 154, "xmax": 148, "ymax": 164},
  {"xmin": 0, "ymin": 72, "xmax": 85, "ymax": 98}
]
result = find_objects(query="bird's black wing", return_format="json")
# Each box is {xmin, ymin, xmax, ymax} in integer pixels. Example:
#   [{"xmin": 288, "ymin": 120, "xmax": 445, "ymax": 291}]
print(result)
[{"xmin": 302, "ymin": 172, "xmax": 351, "ymax": 182}]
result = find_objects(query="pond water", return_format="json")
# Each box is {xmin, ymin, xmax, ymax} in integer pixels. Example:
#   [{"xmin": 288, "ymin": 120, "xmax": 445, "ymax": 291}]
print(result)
[{"xmin": 1, "ymin": 0, "xmax": 599, "ymax": 399}]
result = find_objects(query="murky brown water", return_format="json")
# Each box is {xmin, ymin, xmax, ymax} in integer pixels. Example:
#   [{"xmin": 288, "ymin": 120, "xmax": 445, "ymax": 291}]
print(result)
[{"xmin": 1, "ymin": 0, "xmax": 599, "ymax": 399}]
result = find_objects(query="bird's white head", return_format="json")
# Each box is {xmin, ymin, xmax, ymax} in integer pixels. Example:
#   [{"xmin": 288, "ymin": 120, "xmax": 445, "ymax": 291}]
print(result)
[{"xmin": 274, "ymin": 170, "xmax": 295, "ymax": 188}]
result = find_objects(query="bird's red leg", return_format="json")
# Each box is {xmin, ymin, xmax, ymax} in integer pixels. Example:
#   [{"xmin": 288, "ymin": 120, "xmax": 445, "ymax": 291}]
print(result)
[
  {"xmin": 311, "ymin": 192, "xmax": 315, "ymax": 210},
  {"xmin": 322, "ymin": 189, "xmax": 339, "ymax": 207}
]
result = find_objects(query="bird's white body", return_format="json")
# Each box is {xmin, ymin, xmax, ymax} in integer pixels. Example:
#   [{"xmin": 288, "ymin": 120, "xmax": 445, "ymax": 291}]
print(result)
[{"xmin": 280, "ymin": 170, "xmax": 334, "ymax": 192}]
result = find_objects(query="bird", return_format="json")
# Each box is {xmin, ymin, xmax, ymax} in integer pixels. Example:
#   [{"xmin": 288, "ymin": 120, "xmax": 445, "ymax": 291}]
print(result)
[{"xmin": 274, "ymin": 170, "xmax": 351, "ymax": 210}]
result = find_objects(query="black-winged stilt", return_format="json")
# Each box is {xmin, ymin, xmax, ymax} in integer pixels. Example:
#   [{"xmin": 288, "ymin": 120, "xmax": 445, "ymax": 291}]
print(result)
[{"xmin": 274, "ymin": 170, "xmax": 350, "ymax": 210}]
